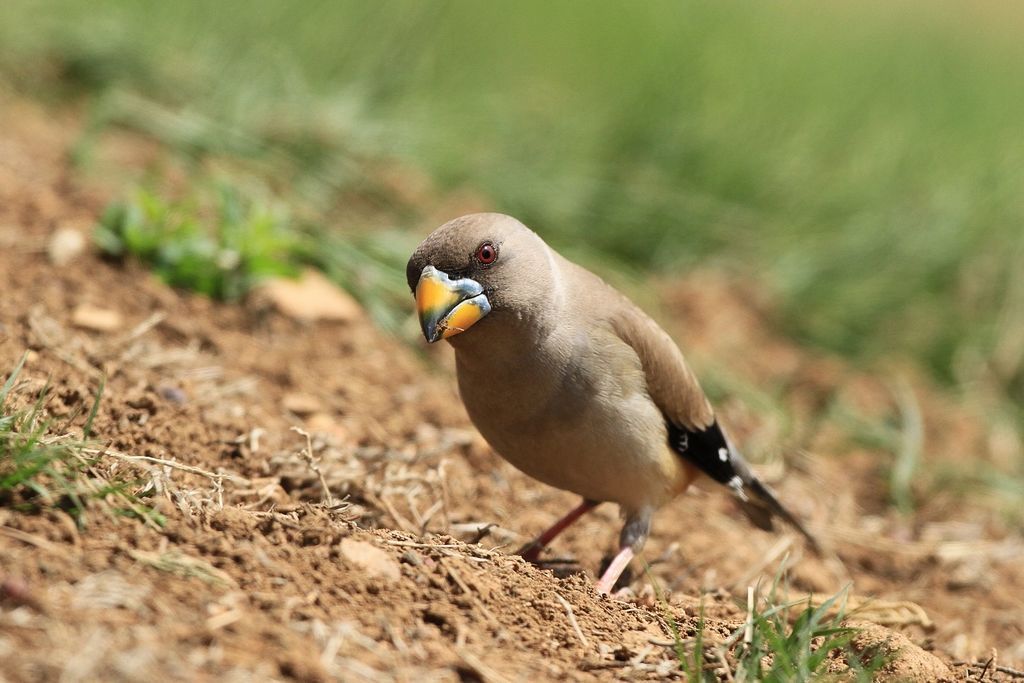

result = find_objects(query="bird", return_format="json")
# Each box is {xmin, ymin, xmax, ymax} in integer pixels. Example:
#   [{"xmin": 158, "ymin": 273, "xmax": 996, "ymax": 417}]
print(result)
[{"xmin": 406, "ymin": 213, "xmax": 819, "ymax": 594}]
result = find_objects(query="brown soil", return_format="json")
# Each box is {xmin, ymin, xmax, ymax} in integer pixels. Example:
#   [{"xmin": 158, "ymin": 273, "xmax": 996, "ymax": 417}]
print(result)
[{"xmin": 0, "ymin": 96, "xmax": 1021, "ymax": 681}]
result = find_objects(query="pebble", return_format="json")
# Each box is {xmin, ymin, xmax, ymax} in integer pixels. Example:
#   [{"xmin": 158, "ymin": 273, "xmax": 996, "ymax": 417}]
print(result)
[
  {"xmin": 71, "ymin": 304, "xmax": 123, "ymax": 332},
  {"xmin": 47, "ymin": 227, "xmax": 86, "ymax": 266},
  {"xmin": 256, "ymin": 269, "xmax": 362, "ymax": 322}
]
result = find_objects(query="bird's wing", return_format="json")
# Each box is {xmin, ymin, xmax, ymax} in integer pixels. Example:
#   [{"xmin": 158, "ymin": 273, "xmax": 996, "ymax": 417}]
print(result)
[
  {"xmin": 609, "ymin": 303, "xmax": 820, "ymax": 551},
  {"xmin": 608, "ymin": 304, "xmax": 714, "ymax": 432}
]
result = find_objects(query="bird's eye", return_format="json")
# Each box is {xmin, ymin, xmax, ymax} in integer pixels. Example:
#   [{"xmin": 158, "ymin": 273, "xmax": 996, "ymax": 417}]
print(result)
[{"xmin": 475, "ymin": 242, "xmax": 498, "ymax": 265}]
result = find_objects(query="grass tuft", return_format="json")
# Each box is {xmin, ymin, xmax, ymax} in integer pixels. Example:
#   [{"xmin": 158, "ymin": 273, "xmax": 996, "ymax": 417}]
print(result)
[
  {"xmin": 95, "ymin": 185, "xmax": 303, "ymax": 301},
  {"xmin": 647, "ymin": 560, "xmax": 885, "ymax": 681},
  {"xmin": 732, "ymin": 592, "xmax": 853, "ymax": 680},
  {"xmin": 94, "ymin": 182, "xmax": 415, "ymax": 334},
  {"xmin": 0, "ymin": 355, "xmax": 165, "ymax": 527}
]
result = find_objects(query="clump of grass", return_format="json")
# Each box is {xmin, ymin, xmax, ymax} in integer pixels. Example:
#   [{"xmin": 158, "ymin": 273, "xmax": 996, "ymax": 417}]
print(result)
[
  {"xmin": 730, "ymin": 592, "xmax": 858, "ymax": 680},
  {"xmin": 94, "ymin": 183, "xmax": 416, "ymax": 334},
  {"xmin": 649, "ymin": 561, "xmax": 886, "ymax": 681},
  {"xmin": 675, "ymin": 602, "xmax": 708, "ymax": 682},
  {"xmin": 0, "ymin": 354, "xmax": 164, "ymax": 527},
  {"xmin": 95, "ymin": 185, "xmax": 303, "ymax": 301}
]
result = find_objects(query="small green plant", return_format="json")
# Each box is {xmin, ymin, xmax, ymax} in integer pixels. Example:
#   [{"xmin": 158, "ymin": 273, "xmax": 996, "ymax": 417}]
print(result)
[
  {"xmin": 0, "ymin": 354, "xmax": 164, "ymax": 527},
  {"xmin": 731, "ymin": 592, "xmax": 854, "ymax": 681},
  {"xmin": 95, "ymin": 185, "xmax": 303, "ymax": 301},
  {"xmin": 94, "ymin": 183, "xmax": 417, "ymax": 335},
  {"xmin": 680, "ymin": 603, "xmax": 708, "ymax": 682},
  {"xmin": 647, "ymin": 561, "xmax": 886, "ymax": 681},
  {"xmin": 725, "ymin": 571, "xmax": 890, "ymax": 682}
]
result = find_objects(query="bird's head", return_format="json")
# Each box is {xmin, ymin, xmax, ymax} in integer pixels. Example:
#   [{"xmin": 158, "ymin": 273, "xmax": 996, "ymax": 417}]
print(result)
[{"xmin": 406, "ymin": 213, "xmax": 557, "ymax": 344}]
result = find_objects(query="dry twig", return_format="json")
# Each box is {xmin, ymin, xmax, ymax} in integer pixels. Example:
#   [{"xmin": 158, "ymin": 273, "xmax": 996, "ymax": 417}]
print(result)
[
  {"xmin": 954, "ymin": 659, "xmax": 1024, "ymax": 680},
  {"xmin": 0, "ymin": 526, "xmax": 61, "ymax": 553},
  {"xmin": 554, "ymin": 593, "xmax": 590, "ymax": 649},
  {"xmin": 456, "ymin": 648, "xmax": 511, "ymax": 683},
  {"xmin": 291, "ymin": 426, "xmax": 335, "ymax": 507},
  {"xmin": 81, "ymin": 447, "xmax": 249, "ymax": 486}
]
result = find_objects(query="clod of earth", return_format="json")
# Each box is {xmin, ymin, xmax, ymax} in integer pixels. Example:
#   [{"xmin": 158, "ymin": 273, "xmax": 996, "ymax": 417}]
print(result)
[
  {"xmin": 339, "ymin": 538, "xmax": 403, "ymax": 581},
  {"xmin": 846, "ymin": 621, "xmax": 956, "ymax": 681},
  {"xmin": 283, "ymin": 392, "xmax": 323, "ymax": 416},
  {"xmin": 71, "ymin": 304, "xmax": 123, "ymax": 332},
  {"xmin": 47, "ymin": 226, "xmax": 86, "ymax": 266},
  {"xmin": 256, "ymin": 268, "xmax": 363, "ymax": 322}
]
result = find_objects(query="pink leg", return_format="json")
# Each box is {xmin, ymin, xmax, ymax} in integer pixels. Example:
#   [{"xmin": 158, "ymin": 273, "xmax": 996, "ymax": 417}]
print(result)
[
  {"xmin": 595, "ymin": 547, "xmax": 635, "ymax": 594},
  {"xmin": 518, "ymin": 499, "xmax": 599, "ymax": 563}
]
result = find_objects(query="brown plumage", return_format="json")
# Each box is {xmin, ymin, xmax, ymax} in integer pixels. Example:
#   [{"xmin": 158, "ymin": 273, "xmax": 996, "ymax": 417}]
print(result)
[
  {"xmin": 407, "ymin": 213, "xmax": 819, "ymax": 593},
  {"xmin": 610, "ymin": 306, "xmax": 715, "ymax": 431}
]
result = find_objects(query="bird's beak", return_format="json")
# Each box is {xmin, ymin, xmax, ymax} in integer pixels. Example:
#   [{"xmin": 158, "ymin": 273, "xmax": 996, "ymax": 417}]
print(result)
[{"xmin": 414, "ymin": 265, "xmax": 491, "ymax": 343}]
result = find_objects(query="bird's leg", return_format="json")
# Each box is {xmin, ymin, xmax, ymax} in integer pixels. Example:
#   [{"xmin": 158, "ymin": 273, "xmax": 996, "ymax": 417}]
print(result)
[
  {"xmin": 517, "ymin": 499, "xmax": 599, "ymax": 563},
  {"xmin": 596, "ymin": 508, "xmax": 651, "ymax": 595},
  {"xmin": 595, "ymin": 547, "xmax": 634, "ymax": 595}
]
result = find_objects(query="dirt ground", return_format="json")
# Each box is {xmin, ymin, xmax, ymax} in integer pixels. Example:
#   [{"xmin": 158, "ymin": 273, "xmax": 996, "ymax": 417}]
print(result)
[{"xmin": 1, "ymin": 97, "xmax": 1022, "ymax": 681}]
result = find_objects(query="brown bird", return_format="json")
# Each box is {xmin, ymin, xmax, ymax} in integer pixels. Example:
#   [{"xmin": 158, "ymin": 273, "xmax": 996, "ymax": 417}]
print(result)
[{"xmin": 407, "ymin": 213, "xmax": 818, "ymax": 593}]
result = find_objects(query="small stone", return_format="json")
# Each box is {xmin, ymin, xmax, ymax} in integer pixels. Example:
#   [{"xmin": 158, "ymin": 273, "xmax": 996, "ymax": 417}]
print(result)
[
  {"xmin": 283, "ymin": 392, "xmax": 322, "ymax": 416},
  {"xmin": 157, "ymin": 385, "xmax": 188, "ymax": 405},
  {"xmin": 414, "ymin": 423, "xmax": 440, "ymax": 447},
  {"xmin": 71, "ymin": 304, "xmax": 123, "ymax": 332},
  {"xmin": 947, "ymin": 557, "xmax": 991, "ymax": 590},
  {"xmin": 47, "ymin": 227, "xmax": 86, "ymax": 266},
  {"xmin": 256, "ymin": 269, "xmax": 362, "ymax": 322},
  {"xmin": 339, "ymin": 538, "xmax": 401, "ymax": 581},
  {"xmin": 399, "ymin": 551, "xmax": 422, "ymax": 567},
  {"xmin": 306, "ymin": 412, "xmax": 348, "ymax": 442}
]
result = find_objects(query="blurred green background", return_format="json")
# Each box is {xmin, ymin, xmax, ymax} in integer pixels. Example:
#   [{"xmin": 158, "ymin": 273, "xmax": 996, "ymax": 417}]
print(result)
[{"xmin": 2, "ymin": 0, "xmax": 1022, "ymax": 416}]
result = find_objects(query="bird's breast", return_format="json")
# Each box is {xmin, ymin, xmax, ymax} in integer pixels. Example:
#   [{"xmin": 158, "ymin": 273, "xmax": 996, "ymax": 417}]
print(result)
[{"xmin": 455, "ymin": 343, "xmax": 694, "ymax": 511}]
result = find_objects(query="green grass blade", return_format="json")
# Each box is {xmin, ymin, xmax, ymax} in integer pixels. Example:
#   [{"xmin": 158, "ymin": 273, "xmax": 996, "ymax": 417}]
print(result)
[
  {"xmin": 0, "ymin": 351, "xmax": 28, "ymax": 408},
  {"xmin": 83, "ymin": 374, "xmax": 105, "ymax": 439}
]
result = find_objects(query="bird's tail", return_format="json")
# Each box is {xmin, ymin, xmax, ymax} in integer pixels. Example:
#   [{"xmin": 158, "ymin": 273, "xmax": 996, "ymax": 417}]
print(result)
[
  {"xmin": 738, "ymin": 475, "xmax": 822, "ymax": 555},
  {"xmin": 669, "ymin": 417, "xmax": 822, "ymax": 553}
]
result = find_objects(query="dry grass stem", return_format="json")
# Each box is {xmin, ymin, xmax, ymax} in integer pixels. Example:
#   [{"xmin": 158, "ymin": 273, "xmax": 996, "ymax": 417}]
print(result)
[
  {"xmin": 0, "ymin": 526, "xmax": 62, "ymax": 552},
  {"xmin": 383, "ymin": 539, "xmax": 495, "ymax": 558},
  {"xmin": 456, "ymin": 648, "xmax": 511, "ymax": 683},
  {"xmin": 129, "ymin": 549, "xmax": 237, "ymax": 587},
  {"xmin": 555, "ymin": 593, "xmax": 590, "ymax": 649},
  {"xmin": 291, "ymin": 426, "xmax": 335, "ymax": 507},
  {"xmin": 81, "ymin": 447, "xmax": 250, "ymax": 486},
  {"xmin": 744, "ymin": 584, "xmax": 754, "ymax": 653},
  {"xmin": 801, "ymin": 592, "xmax": 933, "ymax": 628}
]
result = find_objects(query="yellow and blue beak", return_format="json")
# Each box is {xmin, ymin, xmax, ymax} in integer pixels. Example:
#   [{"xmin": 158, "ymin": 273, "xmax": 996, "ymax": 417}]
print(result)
[{"xmin": 415, "ymin": 265, "xmax": 491, "ymax": 343}]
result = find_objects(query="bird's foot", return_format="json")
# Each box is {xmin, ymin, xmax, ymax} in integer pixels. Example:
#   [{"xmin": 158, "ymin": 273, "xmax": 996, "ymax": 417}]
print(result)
[
  {"xmin": 595, "ymin": 547, "xmax": 635, "ymax": 595},
  {"xmin": 517, "ymin": 544, "xmax": 583, "ymax": 579},
  {"xmin": 517, "ymin": 541, "xmax": 544, "ymax": 564},
  {"xmin": 516, "ymin": 499, "xmax": 599, "ymax": 564}
]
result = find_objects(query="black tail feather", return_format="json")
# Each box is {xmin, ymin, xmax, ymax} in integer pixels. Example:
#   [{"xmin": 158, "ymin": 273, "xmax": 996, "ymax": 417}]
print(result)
[
  {"xmin": 744, "ymin": 477, "xmax": 822, "ymax": 555},
  {"xmin": 667, "ymin": 418, "xmax": 821, "ymax": 553}
]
